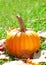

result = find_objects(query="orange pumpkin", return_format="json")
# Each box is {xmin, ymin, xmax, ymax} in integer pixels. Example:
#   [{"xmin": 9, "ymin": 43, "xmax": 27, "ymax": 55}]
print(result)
[{"xmin": 5, "ymin": 15, "xmax": 40, "ymax": 58}]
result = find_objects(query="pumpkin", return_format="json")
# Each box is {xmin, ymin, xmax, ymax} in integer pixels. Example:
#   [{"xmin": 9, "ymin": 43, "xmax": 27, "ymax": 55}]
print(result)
[{"xmin": 5, "ymin": 15, "xmax": 40, "ymax": 58}]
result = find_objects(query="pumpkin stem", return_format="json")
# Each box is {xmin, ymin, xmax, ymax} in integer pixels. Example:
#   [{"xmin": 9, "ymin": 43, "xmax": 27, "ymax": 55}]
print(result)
[{"xmin": 16, "ymin": 15, "xmax": 26, "ymax": 32}]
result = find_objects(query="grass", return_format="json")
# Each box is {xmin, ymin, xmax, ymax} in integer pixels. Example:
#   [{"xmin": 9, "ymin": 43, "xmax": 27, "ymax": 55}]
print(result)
[
  {"xmin": 0, "ymin": 0, "xmax": 46, "ymax": 39},
  {"xmin": 0, "ymin": 0, "xmax": 46, "ymax": 65}
]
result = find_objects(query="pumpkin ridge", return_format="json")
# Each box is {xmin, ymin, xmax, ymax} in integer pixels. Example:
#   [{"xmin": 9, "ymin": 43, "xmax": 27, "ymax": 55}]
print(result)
[{"xmin": 31, "ymin": 32, "xmax": 40, "ymax": 51}]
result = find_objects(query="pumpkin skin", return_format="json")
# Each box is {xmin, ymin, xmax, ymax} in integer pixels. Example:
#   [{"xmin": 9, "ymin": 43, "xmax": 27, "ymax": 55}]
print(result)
[{"xmin": 5, "ymin": 16, "xmax": 40, "ymax": 58}]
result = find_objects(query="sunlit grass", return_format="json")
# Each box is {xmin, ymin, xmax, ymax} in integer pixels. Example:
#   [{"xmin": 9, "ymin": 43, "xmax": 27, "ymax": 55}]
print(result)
[{"xmin": 0, "ymin": 0, "xmax": 46, "ymax": 39}]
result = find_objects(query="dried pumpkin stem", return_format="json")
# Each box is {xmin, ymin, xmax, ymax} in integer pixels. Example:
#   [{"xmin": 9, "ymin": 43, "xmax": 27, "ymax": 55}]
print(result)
[{"xmin": 16, "ymin": 15, "xmax": 26, "ymax": 32}]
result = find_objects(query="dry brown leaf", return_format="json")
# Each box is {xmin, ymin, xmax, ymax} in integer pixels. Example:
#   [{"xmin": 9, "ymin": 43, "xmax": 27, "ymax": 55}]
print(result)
[{"xmin": 0, "ymin": 55, "xmax": 9, "ymax": 60}]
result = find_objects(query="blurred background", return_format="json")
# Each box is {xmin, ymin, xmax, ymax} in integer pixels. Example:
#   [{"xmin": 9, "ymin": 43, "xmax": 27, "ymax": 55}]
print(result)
[{"xmin": 0, "ymin": 0, "xmax": 46, "ymax": 39}]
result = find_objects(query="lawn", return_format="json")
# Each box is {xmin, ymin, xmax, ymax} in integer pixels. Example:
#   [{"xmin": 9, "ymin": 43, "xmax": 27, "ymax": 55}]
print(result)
[
  {"xmin": 0, "ymin": 0, "xmax": 46, "ymax": 65},
  {"xmin": 0, "ymin": 0, "xmax": 46, "ymax": 39}
]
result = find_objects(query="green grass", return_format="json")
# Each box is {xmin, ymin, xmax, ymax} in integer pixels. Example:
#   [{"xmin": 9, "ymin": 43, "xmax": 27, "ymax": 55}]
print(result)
[{"xmin": 0, "ymin": 0, "xmax": 46, "ymax": 39}]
